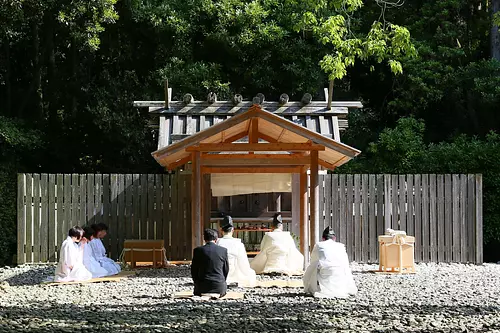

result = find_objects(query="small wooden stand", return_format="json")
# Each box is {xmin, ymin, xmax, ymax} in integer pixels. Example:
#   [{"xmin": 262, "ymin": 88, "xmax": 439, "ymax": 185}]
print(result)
[
  {"xmin": 121, "ymin": 240, "xmax": 167, "ymax": 268},
  {"xmin": 378, "ymin": 235, "xmax": 416, "ymax": 273}
]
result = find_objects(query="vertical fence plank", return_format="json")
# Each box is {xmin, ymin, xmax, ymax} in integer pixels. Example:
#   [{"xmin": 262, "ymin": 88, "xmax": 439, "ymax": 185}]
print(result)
[
  {"xmin": 407, "ymin": 175, "xmax": 414, "ymax": 237},
  {"xmin": 339, "ymin": 175, "xmax": 346, "ymax": 250},
  {"xmin": 383, "ymin": 175, "xmax": 391, "ymax": 230},
  {"xmin": 444, "ymin": 174, "xmax": 453, "ymax": 262},
  {"xmin": 147, "ymin": 174, "xmax": 155, "ymax": 239},
  {"xmin": 376, "ymin": 175, "xmax": 384, "ymax": 238},
  {"xmin": 368, "ymin": 175, "xmax": 376, "ymax": 263},
  {"xmin": 325, "ymin": 174, "xmax": 332, "ymax": 231},
  {"xmin": 475, "ymin": 174, "xmax": 483, "ymax": 264},
  {"xmin": 116, "ymin": 174, "xmax": 126, "ymax": 259},
  {"xmin": 109, "ymin": 174, "xmax": 118, "ymax": 259},
  {"xmin": 17, "ymin": 174, "xmax": 26, "ymax": 264},
  {"xmin": 361, "ymin": 174, "xmax": 369, "ymax": 263},
  {"xmin": 398, "ymin": 175, "xmax": 406, "ymax": 232},
  {"xmin": 354, "ymin": 175, "xmax": 361, "ymax": 262},
  {"xmin": 79, "ymin": 175, "xmax": 87, "ymax": 227},
  {"xmin": 32, "ymin": 174, "xmax": 40, "ymax": 262},
  {"xmin": 171, "ymin": 174, "xmax": 179, "ymax": 260},
  {"xmin": 437, "ymin": 175, "xmax": 445, "ymax": 262},
  {"xmin": 467, "ymin": 175, "xmax": 475, "ymax": 263},
  {"xmin": 102, "ymin": 174, "xmax": 111, "ymax": 230},
  {"xmin": 452, "ymin": 174, "xmax": 460, "ymax": 262},
  {"xmin": 391, "ymin": 175, "xmax": 398, "ymax": 229},
  {"xmin": 182, "ymin": 175, "xmax": 191, "ymax": 260},
  {"xmin": 140, "ymin": 174, "xmax": 148, "ymax": 239},
  {"xmin": 94, "ymin": 174, "xmax": 103, "ymax": 224},
  {"xmin": 40, "ymin": 174, "xmax": 49, "ymax": 262},
  {"xmin": 319, "ymin": 175, "xmax": 326, "ymax": 234},
  {"xmin": 429, "ymin": 174, "xmax": 437, "ymax": 262},
  {"xmin": 56, "ymin": 174, "xmax": 64, "ymax": 260},
  {"xmin": 163, "ymin": 174, "xmax": 171, "ymax": 256},
  {"xmin": 413, "ymin": 174, "xmax": 422, "ymax": 262},
  {"xmin": 346, "ymin": 175, "xmax": 354, "ymax": 259},
  {"xmin": 132, "ymin": 174, "xmax": 140, "ymax": 239},
  {"xmin": 125, "ymin": 174, "xmax": 133, "ymax": 241},
  {"xmin": 332, "ymin": 174, "xmax": 339, "ymax": 238},
  {"xmin": 25, "ymin": 175, "xmax": 33, "ymax": 263},
  {"xmin": 48, "ymin": 174, "xmax": 56, "ymax": 262},
  {"xmin": 155, "ymin": 174, "xmax": 163, "ymax": 240},
  {"xmin": 421, "ymin": 174, "xmax": 429, "ymax": 262},
  {"xmin": 459, "ymin": 174, "xmax": 467, "ymax": 263},
  {"xmin": 86, "ymin": 174, "xmax": 95, "ymax": 227},
  {"xmin": 71, "ymin": 174, "xmax": 79, "ymax": 229}
]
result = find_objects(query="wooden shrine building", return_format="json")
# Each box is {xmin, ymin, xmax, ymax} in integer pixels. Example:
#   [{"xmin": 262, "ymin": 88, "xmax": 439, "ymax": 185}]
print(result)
[{"xmin": 134, "ymin": 86, "xmax": 362, "ymax": 261}]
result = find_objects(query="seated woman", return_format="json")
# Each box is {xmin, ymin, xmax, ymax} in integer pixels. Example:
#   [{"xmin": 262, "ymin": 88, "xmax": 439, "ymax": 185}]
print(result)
[
  {"xmin": 250, "ymin": 213, "xmax": 304, "ymax": 275},
  {"xmin": 82, "ymin": 226, "xmax": 109, "ymax": 278},
  {"xmin": 89, "ymin": 223, "xmax": 121, "ymax": 275},
  {"xmin": 216, "ymin": 215, "xmax": 257, "ymax": 287},
  {"xmin": 303, "ymin": 226, "xmax": 357, "ymax": 298},
  {"xmin": 54, "ymin": 226, "xmax": 92, "ymax": 282}
]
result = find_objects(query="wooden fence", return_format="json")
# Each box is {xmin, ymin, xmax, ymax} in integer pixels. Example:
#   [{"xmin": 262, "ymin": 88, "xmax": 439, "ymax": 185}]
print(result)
[{"xmin": 17, "ymin": 173, "xmax": 483, "ymax": 264}]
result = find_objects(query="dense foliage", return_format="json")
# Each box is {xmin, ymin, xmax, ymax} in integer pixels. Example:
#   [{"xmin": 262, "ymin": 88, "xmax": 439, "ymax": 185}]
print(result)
[{"xmin": 1, "ymin": 0, "xmax": 500, "ymax": 265}]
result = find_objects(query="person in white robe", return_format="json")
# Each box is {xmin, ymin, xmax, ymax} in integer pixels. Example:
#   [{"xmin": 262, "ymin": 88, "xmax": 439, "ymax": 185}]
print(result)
[
  {"xmin": 82, "ymin": 226, "xmax": 109, "ymax": 278},
  {"xmin": 54, "ymin": 226, "xmax": 92, "ymax": 282},
  {"xmin": 89, "ymin": 223, "xmax": 121, "ymax": 275},
  {"xmin": 250, "ymin": 213, "xmax": 304, "ymax": 275},
  {"xmin": 303, "ymin": 226, "xmax": 357, "ymax": 298},
  {"xmin": 216, "ymin": 216, "xmax": 257, "ymax": 287}
]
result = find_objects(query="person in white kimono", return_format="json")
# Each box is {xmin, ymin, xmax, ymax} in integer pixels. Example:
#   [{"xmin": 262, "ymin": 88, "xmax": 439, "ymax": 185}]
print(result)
[
  {"xmin": 216, "ymin": 216, "xmax": 257, "ymax": 287},
  {"xmin": 54, "ymin": 226, "xmax": 92, "ymax": 282},
  {"xmin": 81, "ymin": 226, "xmax": 109, "ymax": 278},
  {"xmin": 303, "ymin": 226, "xmax": 358, "ymax": 298},
  {"xmin": 250, "ymin": 213, "xmax": 304, "ymax": 275},
  {"xmin": 89, "ymin": 223, "xmax": 121, "ymax": 275}
]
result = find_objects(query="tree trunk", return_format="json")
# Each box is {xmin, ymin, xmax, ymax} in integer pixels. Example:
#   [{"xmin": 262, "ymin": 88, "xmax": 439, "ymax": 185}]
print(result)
[{"xmin": 492, "ymin": 0, "xmax": 500, "ymax": 60}]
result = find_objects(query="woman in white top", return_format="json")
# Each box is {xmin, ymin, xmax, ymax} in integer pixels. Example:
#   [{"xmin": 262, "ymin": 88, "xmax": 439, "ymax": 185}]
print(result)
[
  {"xmin": 216, "ymin": 216, "xmax": 257, "ymax": 287},
  {"xmin": 82, "ymin": 226, "xmax": 109, "ymax": 278},
  {"xmin": 89, "ymin": 223, "xmax": 121, "ymax": 275},
  {"xmin": 54, "ymin": 226, "xmax": 92, "ymax": 282}
]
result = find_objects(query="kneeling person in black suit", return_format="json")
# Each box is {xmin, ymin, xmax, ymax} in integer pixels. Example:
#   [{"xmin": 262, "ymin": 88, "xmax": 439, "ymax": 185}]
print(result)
[{"xmin": 191, "ymin": 229, "xmax": 229, "ymax": 297}]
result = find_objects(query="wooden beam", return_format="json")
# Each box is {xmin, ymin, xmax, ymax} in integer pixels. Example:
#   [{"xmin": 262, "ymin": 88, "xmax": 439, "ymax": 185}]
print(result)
[
  {"xmin": 201, "ymin": 156, "xmax": 310, "ymax": 166},
  {"xmin": 309, "ymin": 150, "xmax": 319, "ymax": 248},
  {"xmin": 258, "ymin": 132, "xmax": 278, "ymax": 143},
  {"xmin": 201, "ymin": 154, "xmax": 305, "ymax": 160},
  {"xmin": 300, "ymin": 169, "xmax": 308, "ymax": 258},
  {"xmin": 191, "ymin": 152, "xmax": 202, "ymax": 250},
  {"xmin": 201, "ymin": 166, "xmax": 302, "ymax": 174},
  {"xmin": 186, "ymin": 143, "xmax": 326, "ymax": 152},
  {"xmin": 318, "ymin": 159, "xmax": 337, "ymax": 170},
  {"xmin": 277, "ymin": 128, "xmax": 287, "ymax": 141},
  {"xmin": 164, "ymin": 79, "xmax": 169, "ymax": 109},
  {"xmin": 249, "ymin": 118, "xmax": 258, "ymax": 154},
  {"xmin": 327, "ymin": 80, "xmax": 334, "ymax": 110},
  {"xmin": 167, "ymin": 155, "xmax": 192, "ymax": 171},
  {"xmin": 223, "ymin": 131, "xmax": 248, "ymax": 143}
]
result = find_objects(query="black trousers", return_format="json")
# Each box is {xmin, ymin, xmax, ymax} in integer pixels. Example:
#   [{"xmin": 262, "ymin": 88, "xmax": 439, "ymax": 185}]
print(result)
[{"xmin": 193, "ymin": 280, "xmax": 227, "ymax": 297}]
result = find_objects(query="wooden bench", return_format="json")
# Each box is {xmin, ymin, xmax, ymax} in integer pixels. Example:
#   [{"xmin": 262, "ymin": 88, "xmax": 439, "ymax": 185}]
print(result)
[{"xmin": 121, "ymin": 240, "xmax": 167, "ymax": 268}]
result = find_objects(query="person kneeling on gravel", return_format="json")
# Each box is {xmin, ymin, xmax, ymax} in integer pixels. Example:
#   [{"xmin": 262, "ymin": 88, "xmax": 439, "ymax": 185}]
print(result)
[
  {"xmin": 191, "ymin": 229, "xmax": 229, "ymax": 297},
  {"xmin": 303, "ymin": 227, "xmax": 357, "ymax": 298}
]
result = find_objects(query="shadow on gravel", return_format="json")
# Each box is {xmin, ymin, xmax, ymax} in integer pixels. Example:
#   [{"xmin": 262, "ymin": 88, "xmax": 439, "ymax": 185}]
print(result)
[
  {"xmin": 1, "ymin": 300, "xmax": 500, "ymax": 332},
  {"xmin": 4, "ymin": 266, "xmax": 54, "ymax": 286}
]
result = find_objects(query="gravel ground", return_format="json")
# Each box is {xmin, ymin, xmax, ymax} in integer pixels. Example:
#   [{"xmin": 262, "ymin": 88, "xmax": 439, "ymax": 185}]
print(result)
[{"xmin": 1, "ymin": 263, "xmax": 499, "ymax": 332}]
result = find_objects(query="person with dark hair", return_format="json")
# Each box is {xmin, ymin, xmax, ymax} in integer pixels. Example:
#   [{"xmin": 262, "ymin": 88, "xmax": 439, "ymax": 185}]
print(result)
[
  {"xmin": 81, "ymin": 226, "xmax": 108, "ymax": 278},
  {"xmin": 216, "ymin": 215, "xmax": 257, "ymax": 287},
  {"xmin": 191, "ymin": 229, "xmax": 229, "ymax": 297},
  {"xmin": 250, "ymin": 212, "xmax": 304, "ymax": 275},
  {"xmin": 88, "ymin": 223, "xmax": 121, "ymax": 275},
  {"xmin": 54, "ymin": 226, "xmax": 92, "ymax": 282},
  {"xmin": 303, "ymin": 226, "xmax": 357, "ymax": 298}
]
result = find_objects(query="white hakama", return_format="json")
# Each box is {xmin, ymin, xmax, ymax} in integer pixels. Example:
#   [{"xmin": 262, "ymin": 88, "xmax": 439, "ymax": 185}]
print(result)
[
  {"xmin": 303, "ymin": 239, "xmax": 357, "ymax": 298},
  {"xmin": 216, "ymin": 236, "xmax": 257, "ymax": 287},
  {"xmin": 82, "ymin": 242, "xmax": 109, "ymax": 278},
  {"xmin": 250, "ymin": 230, "xmax": 304, "ymax": 275},
  {"xmin": 89, "ymin": 238, "xmax": 121, "ymax": 275},
  {"xmin": 54, "ymin": 237, "xmax": 92, "ymax": 282}
]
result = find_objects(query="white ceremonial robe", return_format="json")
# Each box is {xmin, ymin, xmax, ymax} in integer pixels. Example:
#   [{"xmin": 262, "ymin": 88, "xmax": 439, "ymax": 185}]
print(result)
[
  {"xmin": 54, "ymin": 237, "xmax": 92, "ymax": 282},
  {"xmin": 303, "ymin": 239, "xmax": 357, "ymax": 298},
  {"xmin": 89, "ymin": 238, "xmax": 121, "ymax": 275},
  {"xmin": 82, "ymin": 242, "xmax": 109, "ymax": 278},
  {"xmin": 216, "ymin": 235, "xmax": 257, "ymax": 287},
  {"xmin": 250, "ymin": 230, "xmax": 304, "ymax": 275}
]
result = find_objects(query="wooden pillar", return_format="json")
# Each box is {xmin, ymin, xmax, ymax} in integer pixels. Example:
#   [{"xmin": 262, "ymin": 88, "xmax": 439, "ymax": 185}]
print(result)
[
  {"xmin": 310, "ymin": 150, "xmax": 319, "ymax": 248},
  {"xmin": 300, "ymin": 167, "xmax": 309, "ymax": 265},
  {"xmin": 191, "ymin": 152, "xmax": 202, "ymax": 250},
  {"xmin": 291, "ymin": 174, "xmax": 300, "ymax": 237}
]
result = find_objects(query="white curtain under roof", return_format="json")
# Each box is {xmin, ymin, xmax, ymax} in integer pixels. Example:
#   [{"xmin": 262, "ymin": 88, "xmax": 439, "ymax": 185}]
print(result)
[{"xmin": 211, "ymin": 173, "xmax": 292, "ymax": 197}]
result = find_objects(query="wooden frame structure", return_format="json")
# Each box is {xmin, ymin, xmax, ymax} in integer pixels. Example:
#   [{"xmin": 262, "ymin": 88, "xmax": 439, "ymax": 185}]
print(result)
[{"xmin": 151, "ymin": 104, "xmax": 361, "ymax": 260}]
